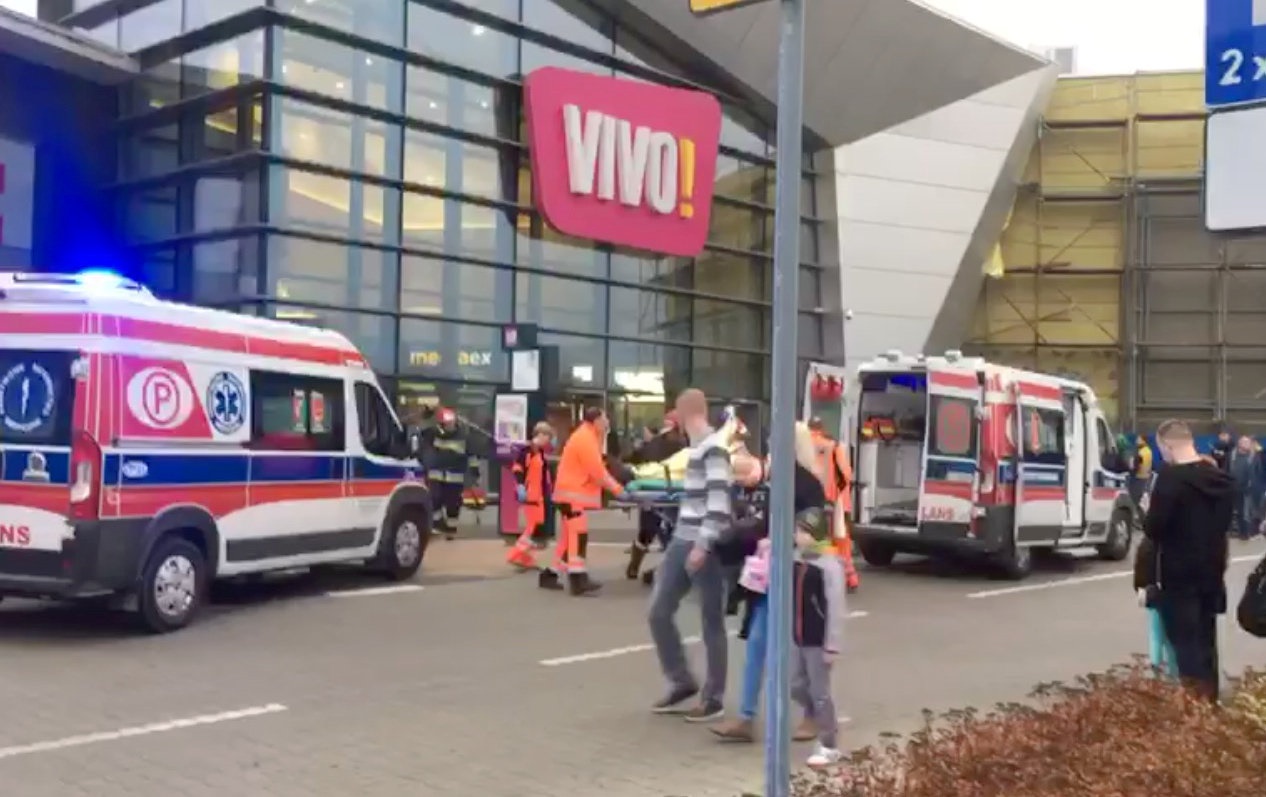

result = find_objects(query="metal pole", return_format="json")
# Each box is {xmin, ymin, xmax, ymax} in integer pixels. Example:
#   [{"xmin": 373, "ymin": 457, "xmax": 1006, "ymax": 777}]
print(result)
[{"xmin": 764, "ymin": 0, "xmax": 806, "ymax": 795}]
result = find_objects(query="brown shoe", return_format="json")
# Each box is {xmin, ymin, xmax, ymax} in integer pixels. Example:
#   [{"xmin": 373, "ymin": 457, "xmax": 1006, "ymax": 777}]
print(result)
[
  {"xmin": 792, "ymin": 717, "xmax": 817, "ymax": 742},
  {"xmin": 710, "ymin": 717, "xmax": 755, "ymax": 743}
]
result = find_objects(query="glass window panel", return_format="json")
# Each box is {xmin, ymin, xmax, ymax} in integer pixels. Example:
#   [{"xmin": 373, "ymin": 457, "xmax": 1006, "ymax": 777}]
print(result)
[
  {"xmin": 81, "ymin": 18, "xmax": 120, "ymax": 49},
  {"xmin": 277, "ymin": 30, "xmax": 402, "ymax": 112},
  {"xmin": 190, "ymin": 235, "xmax": 260, "ymax": 304},
  {"xmin": 801, "ymin": 220, "xmax": 820, "ymax": 263},
  {"xmin": 400, "ymin": 255, "xmax": 512, "ymax": 323},
  {"xmin": 196, "ymin": 103, "xmax": 240, "ymax": 160},
  {"xmin": 185, "ymin": 0, "xmax": 255, "ymax": 31},
  {"xmin": 406, "ymin": 67, "xmax": 516, "ymax": 139},
  {"xmin": 541, "ymin": 332, "xmax": 606, "ymax": 390},
  {"xmin": 609, "ymin": 249, "xmax": 691, "ymax": 291},
  {"xmin": 520, "ymin": 0, "xmax": 613, "ymax": 74},
  {"xmin": 709, "ymin": 202, "xmax": 767, "ymax": 252},
  {"xmin": 515, "ymin": 273, "xmax": 606, "ymax": 335},
  {"xmin": 402, "ymin": 194, "xmax": 515, "ymax": 263},
  {"xmin": 268, "ymin": 234, "xmax": 397, "ymax": 312},
  {"xmin": 276, "ymin": 99, "xmax": 394, "ymax": 178},
  {"xmin": 407, "ymin": 4, "xmax": 519, "ymax": 79},
  {"xmin": 692, "ymin": 299, "xmax": 762, "ymax": 349},
  {"xmin": 720, "ymin": 108, "xmax": 767, "ymax": 158},
  {"xmin": 125, "ymin": 63, "xmax": 181, "ymax": 114},
  {"xmin": 608, "ymin": 340, "xmax": 691, "ymax": 403},
  {"xmin": 118, "ymin": 0, "xmax": 180, "ymax": 52},
  {"xmin": 399, "ymin": 319, "xmax": 508, "ymax": 382},
  {"xmin": 123, "ymin": 186, "xmax": 177, "ymax": 243},
  {"xmin": 714, "ymin": 155, "xmax": 769, "ymax": 204},
  {"xmin": 192, "ymin": 168, "xmax": 261, "ymax": 234},
  {"xmin": 613, "ymin": 26, "xmax": 687, "ymax": 79},
  {"xmin": 799, "ymin": 266, "xmax": 821, "ymax": 309},
  {"xmin": 694, "ymin": 250, "xmax": 764, "ymax": 302},
  {"xmin": 798, "ymin": 312, "xmax": 823, "ymax": 357},
  {"xmin": 691, "ymin": 349, "xmax": 764, "ymax": 400},
  {"xmin": 608, "ymin": 287, "xmax": 691, "ymax": 343},
  {"xmin": 402, "ymin": 129, "xmax": 507, "ymax": 202},
  {"xmin": 119, "ymin": 124, "xmax": 178, "ymax": 181},
  {"xmin": 182, "ymin": 32, "xmax": 265, "ymax": 98},
  {"xmin": 801, "ymin": 175, "xmax": 818, "ymax": 216},
  {"xmin": 268, "ymin": 305, "xmax": 397, "ymax": 372},
  {"xmin": 273, "ymin": 167, "xmax": 384, "ymax": 242},
  {"xmin": 139, "ymin": 247, "xmax": 177, "ymax": 297},
  {"xmin": 281, "ymin": 0, "xmax": 405, "ymax": 46},
  {"xmin": 515, "ymin": 214, "xmax": 607, "ymax": 278}
]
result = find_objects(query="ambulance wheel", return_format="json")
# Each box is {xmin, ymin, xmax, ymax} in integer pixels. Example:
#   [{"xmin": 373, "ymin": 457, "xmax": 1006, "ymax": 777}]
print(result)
[
  {"xmin": 1096, "ymin": 510, "xmax": 1133, "ymax": 562},
  {"xmin": 136, "ymin": 537, "xmax": 205, "ymax": 634},
  {"xmin": 375, "ymin": 507, "xmax": 430, "ymax": 581},
  {"xmin": 858, "ymin": 541, "xmax": 896, "ymax": 568},
  {"xmin": 993, "ymin": 542, "xmax": 1033, "ymax": 580}
]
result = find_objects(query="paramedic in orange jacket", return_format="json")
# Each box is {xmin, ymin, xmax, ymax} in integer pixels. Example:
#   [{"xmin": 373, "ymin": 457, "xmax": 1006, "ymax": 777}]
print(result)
[
  {"xmin": 809, "ymin": 417, "xmax": 859, "ymax": 592},
  {"xmin": 506, "ymin": 422, "xmax": 554, "ymax": 571},
  {"xmin": 540, "ymin": 407, "xmax": 626, "ymax": 596}
]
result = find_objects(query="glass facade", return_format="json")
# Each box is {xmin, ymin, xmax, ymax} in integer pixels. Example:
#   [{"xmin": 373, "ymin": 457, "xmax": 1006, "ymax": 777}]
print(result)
[{"xmin": 92, "ymin": 0, "xmax": 834, "ymax": 447}]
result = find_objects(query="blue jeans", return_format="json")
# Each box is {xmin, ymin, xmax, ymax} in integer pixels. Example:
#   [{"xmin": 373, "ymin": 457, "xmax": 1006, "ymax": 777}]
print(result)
[
  {"xmin": 1238, "ymin": 490, "xmax": 1259, "ymax": 537},
  {"xmin": 739, "ymin": 598, "xmax": 769, "ymax": 719}
]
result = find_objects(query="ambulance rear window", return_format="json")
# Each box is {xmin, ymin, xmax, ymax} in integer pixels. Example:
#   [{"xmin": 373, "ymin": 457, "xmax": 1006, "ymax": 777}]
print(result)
[
  {"xmin": 0, "ymin": 350, "xmax": 75, "ymax": 446},
  {"xmin": 929, "ymin": 396, "xmax": 976, "ymax": 458}
]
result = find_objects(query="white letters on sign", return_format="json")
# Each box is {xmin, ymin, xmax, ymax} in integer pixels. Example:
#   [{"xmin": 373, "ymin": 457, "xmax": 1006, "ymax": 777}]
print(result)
[{"xmin": 562, "ymin": 104, "xmax": 689, "ymax": 216}]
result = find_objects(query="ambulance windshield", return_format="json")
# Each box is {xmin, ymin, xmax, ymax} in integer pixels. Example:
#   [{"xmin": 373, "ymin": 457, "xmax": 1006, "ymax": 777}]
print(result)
[{"xmin": 0, "ymin": 349, "xmax": 76, "ymax": 446}]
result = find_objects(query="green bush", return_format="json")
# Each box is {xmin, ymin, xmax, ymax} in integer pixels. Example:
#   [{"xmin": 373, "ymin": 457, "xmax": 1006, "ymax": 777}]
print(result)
[{"xmin": 793, "ymin": 663, "xmax": 1266, "ymax": 797}]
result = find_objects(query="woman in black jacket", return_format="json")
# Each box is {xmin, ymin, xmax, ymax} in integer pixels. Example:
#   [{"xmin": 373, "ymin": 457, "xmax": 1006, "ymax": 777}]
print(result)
[{"xmin": 711, "ymin": 423, "xmax": 827, "ymax": 742}]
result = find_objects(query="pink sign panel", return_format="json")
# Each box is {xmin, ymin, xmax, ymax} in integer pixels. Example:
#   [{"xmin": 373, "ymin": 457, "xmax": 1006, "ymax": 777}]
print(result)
[{"xmin": 524, "ymin": 67, "xmax": 722, "ymax": 258}]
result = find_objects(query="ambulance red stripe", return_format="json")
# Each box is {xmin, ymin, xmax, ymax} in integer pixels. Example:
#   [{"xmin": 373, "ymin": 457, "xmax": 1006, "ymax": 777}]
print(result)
[
  {"xmin": 922, "ymin": 479, "xmax": 973, "ymax": 499},
  {"xmin": 0, "ymin": 484, "xmax": 66, "ymax": 514},
  {"xmin": 1016, "ymin": 381, "xmax": 1062, "ymax": 402},
  {"xmin": 931, "ymin": 370, "xmax": 977, "ymax": 390}
]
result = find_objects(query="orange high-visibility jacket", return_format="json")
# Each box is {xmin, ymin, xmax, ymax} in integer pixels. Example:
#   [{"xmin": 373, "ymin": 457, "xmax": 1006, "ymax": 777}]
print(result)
[
  {"xmin": 553, "ymin": 422, "xmax": 623, "ymax": 510},
  {"xmin": 512, "ymin": 445, "xmax": 550, "ymax": 504},
  {"xmin": 813, "ymin": 431, "xmax": 853, "ymax": 511}
]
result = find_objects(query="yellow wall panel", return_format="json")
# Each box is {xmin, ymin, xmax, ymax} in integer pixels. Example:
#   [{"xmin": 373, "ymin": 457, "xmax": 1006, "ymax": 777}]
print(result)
[
  {"xmin": 974, "ymin": 275, "xmax": 1039, "ymax": 345},
  {"xmin": 998, "ymin": 194, "xmax": 1038, "ymax": 269},
  {"xmin": 1045, "ymin": 77, "xmax": 1131, "ymax": 122},
  {"xmin": 1133, "ymin": 71, "xmax": 1204, "ymax": 117},
  {"xmin": 972, "ymin": 275, "xmax": 1120, "ymax": 347},
  {"xmin": 1035, "ymin": 201, "xmax": 1123, "ymax": 271},
  {"xmin": 1039, "ymin": 127, "xmax": 1126, "ymax": 192},
  {"xmin": 1134, "ymin": 118, "xmax": 1204, "ymax": 177}
]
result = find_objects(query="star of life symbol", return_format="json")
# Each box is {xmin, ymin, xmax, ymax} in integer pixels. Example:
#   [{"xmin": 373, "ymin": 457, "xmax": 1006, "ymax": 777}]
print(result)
[{"xmin": 207, "ymin": 371, "xmax": 245, "ymax": 434}]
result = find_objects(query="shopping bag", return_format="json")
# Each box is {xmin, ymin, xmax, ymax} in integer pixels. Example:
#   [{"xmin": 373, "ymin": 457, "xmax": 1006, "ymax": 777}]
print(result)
[
  {"xmin": 1236, "ymin": 553, "xmax": 1266, "ymax": 638},
  {"xmin": 1147, "ymin": 607, "xmax": 1177, "ymax": 678}
]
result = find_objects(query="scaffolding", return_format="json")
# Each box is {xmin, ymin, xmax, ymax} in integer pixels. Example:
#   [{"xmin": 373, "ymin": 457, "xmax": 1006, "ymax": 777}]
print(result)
[{"xmin": 969, "ymin": 71, "xmax": 1266, "ymax": 433}]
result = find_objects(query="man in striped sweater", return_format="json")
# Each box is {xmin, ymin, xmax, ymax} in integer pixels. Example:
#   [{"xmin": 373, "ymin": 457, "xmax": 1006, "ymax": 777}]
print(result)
[{"xmin": 648, "ymin": 388, "xmax": 734, "ymax": 722}]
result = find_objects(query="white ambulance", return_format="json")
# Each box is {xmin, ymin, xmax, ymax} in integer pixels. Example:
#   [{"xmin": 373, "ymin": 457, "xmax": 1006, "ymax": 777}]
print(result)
[
  {"xmin": 0, "ymin": 272, "xmax": 430, "ymax": 632},
  {"xmin": 852, "ymin": 350, "xmax": 1135, "ymax": 579}
]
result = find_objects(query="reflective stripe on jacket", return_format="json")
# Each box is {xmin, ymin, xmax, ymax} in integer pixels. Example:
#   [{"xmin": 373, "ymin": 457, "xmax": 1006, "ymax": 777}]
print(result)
[{"xmin": 553, "ymin": 422, "xmax": 622, "ymax": 509}]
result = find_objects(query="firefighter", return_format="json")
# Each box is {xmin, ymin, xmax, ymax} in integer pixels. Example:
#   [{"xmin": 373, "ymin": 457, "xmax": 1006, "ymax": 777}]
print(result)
[
  {"xmin": 541, "ymin": 406, "xmax": 626, "ymax": 596},
  {"xmin": 506, "ymin": 422, "xmax": 554, "ymax": 570},
  {"xmin": 425, "ymin": 407, "xmax": 470, "ymax": 540},
  {"xmin": 809, "ymin": 417, "xmax": 859, "ymax": 593}
]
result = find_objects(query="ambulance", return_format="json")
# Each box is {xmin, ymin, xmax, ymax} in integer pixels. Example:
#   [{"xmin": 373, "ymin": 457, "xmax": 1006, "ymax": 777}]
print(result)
[
  {"xmin": 851, "ymin": 350, "xmax": 1135, "ymax": 579},
  {"xmin": 0, "ymin": 272, "xmax": 430, "ymax": 632}
]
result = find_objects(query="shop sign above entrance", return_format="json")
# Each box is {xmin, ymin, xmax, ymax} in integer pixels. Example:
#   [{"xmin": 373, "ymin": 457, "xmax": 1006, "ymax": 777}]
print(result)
[
  {"xmin": 689, "ymin": 0, "xmax": 769, "ymax": 15},
  {"xmin": 524, "ymin": 66, "xmax": 722, "ymax": 257}
]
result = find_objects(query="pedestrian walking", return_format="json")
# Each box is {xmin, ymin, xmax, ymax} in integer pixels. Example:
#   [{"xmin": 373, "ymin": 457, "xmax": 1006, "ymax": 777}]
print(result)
[
  {"xmin": 1229, "ymin": 435, "xmax": 1261, "ymax": 540},
  {"xmin": 423, "ymin": 407, "xmax": 471, "ymax": 539},
  {"xmin": 1145, "ymin": 419, "xmax": 1235, "ymax": 703},
  {"xmin": 1128, "ymin": 435, "xmax": 1153, "ymax": 511},
  {"xmin": 505, "ymin": 422, "xmax": 554, "ymax": 570},
  {"xmin": 712, "ymin": 422, "xmax": 829, "ymax": 744},
  {"xmin": 541, "ymin": 407, "xmax": 626, "ymax": 596},
  {"xmin": 648, "ymin": 388, "xmax": 733, "ymax": 722}
]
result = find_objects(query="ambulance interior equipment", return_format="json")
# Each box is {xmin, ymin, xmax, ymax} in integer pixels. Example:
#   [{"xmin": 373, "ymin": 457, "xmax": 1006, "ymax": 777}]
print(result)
[
  {"xmin": 0, "ymin": 271, "xmax": 431, "ymax": 633},
  {"xmin": 851, "ymin": 350, "xmax": 1135, "ymax": 580}
]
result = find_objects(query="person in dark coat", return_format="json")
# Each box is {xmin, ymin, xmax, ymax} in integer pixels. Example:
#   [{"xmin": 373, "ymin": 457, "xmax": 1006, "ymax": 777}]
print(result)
[{"xmin": 624, "ymin": 413, "xmax": 687, "ymax": 580}]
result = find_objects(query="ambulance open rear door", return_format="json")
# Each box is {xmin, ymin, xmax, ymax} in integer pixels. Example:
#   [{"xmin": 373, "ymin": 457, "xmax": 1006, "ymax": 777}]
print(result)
[
  {"xmin": 918, "ymin": 367, "xmax": 981, "ymax": 532},
  {"xmin": 1011, "ymin": 379, "xmax": 1068, "ymax": 545}
]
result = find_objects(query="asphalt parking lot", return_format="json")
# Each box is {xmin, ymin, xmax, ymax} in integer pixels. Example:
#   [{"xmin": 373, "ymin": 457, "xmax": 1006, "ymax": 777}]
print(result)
[{"xmin": 1, "ymin": 521, "xmax": 1263, "ymax": 797}]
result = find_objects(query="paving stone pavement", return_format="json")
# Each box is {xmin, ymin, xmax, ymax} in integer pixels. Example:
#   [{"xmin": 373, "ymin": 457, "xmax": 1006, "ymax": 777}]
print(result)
[{"xmin": 0, "ymin": 540, "xmax": 1263, "ymax": 796}]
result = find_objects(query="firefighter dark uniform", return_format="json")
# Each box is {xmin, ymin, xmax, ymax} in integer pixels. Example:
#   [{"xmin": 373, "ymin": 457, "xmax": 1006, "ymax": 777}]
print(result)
[
  {"xmin": 541, "ymin": 410, "xmax": 624, "ymax": 596},
  {"xmin": 427, "ymin": 409, "xmax": 470, "ymax": 537},
  {"xmin": 506, "ymin": 423, "xmax": 554, "ymax": 570},
  {"xmin": 623, "ymin": 421, "xmax": 686, "ymax": 580}
]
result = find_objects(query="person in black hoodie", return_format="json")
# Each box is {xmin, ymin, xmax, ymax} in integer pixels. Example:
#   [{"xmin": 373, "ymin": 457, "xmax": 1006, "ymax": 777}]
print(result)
[
  {"xmin": 1145, "ymin": 419, "xmax": 1235, "ymax": 702},
  {"xmin": 1211, "ymin": 428, "xmax": 1233, "ymax": 472}
]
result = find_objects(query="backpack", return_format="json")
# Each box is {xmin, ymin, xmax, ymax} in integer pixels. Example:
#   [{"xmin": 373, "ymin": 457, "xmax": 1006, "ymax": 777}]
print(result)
[{"xmin": 1236, "ymin": 553, "xmax": 1266, "ymax": 638}]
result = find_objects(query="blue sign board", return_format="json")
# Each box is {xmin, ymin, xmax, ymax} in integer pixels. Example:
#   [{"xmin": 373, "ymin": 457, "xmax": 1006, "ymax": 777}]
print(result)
[{"xmin": 1207, "ymin": 0, "xmax": 1266, "ymax": 107}]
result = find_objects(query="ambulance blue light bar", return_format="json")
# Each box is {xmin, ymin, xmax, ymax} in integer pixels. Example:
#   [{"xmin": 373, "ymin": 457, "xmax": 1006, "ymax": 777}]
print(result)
[{"xmin": 11, "ymin": 271, "xmax": 149, "ymax": 294}]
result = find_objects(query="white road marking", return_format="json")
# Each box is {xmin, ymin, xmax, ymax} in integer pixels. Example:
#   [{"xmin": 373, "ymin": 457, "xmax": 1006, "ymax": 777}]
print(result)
[
  {"xmin": 540, "ymin": 610, "xmax": 869, "ymax": 667},
  {"xmin": 0, "ymin": 704, "xmax": 288, "ymax": 761},
  {"xmin": 325, "ymin": 584, "xmax": 424, "ymax": 598},
  {"xmin": 967, "ymin": 553, "xmax": 1262, "ymax": 599}
]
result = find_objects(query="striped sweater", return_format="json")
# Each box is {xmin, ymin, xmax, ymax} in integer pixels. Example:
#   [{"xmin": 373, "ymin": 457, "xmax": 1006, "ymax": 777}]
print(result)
[{"xmin": 673, "ymin": 426, "xmax": 734, "ymax": 550}]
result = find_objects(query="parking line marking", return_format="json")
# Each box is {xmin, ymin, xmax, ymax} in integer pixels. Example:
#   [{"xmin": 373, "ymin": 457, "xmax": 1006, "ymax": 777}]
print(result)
[
  {"xmin": 540, "ymin": 610, "xmax": 868, "ymax": 667},
  {"xmin": 0, "ymin": 704, "xmax": 288, "ymax": 761},
  {"xmin": 967, "ymin": 553, "xmax": 1262, "ymax": 599},
  {"xmin": 325, "ymin": 585, "xmax": 424, "ymax": 598}
]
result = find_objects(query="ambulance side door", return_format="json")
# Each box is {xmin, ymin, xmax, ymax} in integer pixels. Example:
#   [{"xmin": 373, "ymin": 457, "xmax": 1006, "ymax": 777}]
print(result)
[
  {"xmin": 919, "ymin": 367, "xmax": 981, "ymax": 530},
  {"xmin": 349, "ymin": 381, "xmax": 406, "ymax": 537},
  {"xmin": 1012, "ymin": 380, "xmax": 1067, "ymax": 543},
  {"xmin": 1086, "ymin": 412, "xmax": 1124, "ymax": 528}
]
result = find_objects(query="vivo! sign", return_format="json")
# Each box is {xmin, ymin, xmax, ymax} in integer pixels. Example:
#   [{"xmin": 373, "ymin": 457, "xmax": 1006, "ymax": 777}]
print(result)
[{"xmin": 525, "ymin": 67, "xmax": 721, "ymax": 257}]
